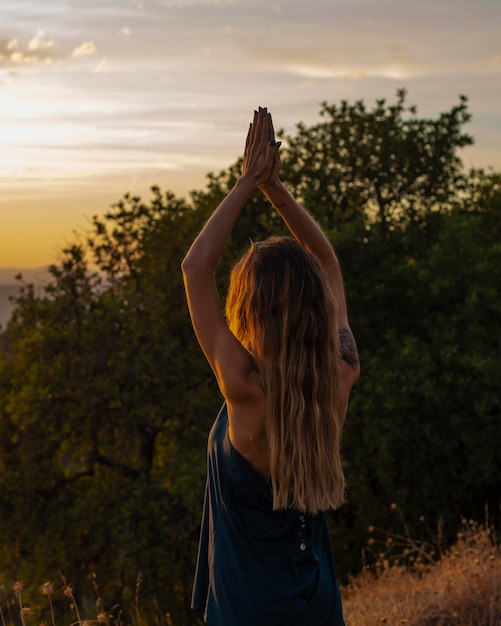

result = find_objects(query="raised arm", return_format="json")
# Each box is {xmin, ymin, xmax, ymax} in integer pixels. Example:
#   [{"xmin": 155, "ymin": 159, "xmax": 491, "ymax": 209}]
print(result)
[
  {"xmin": 260, "ymin": 145, "xmax": 359, "ymax": 372},
  {"xmin": 182, "ymin": 108, "xmax": 279, "ymax": 400}
]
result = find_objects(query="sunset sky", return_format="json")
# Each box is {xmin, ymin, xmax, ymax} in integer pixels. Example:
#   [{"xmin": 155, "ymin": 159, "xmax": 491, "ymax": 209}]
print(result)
[{"xmin": 1, "ymin": 0, "xmax": 501, "ymax": 272}]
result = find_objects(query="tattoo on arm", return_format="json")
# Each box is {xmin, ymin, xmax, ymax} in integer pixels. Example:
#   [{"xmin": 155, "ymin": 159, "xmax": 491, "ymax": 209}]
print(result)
[{"xmin": 338, "ymin": 328, "xmax": 360, "ymax": 366}]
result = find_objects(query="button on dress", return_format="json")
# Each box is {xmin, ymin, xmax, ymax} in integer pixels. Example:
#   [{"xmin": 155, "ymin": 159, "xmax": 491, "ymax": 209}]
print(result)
[{"xmin": 192, "ymin": 404, "xmax": 345, "ymax": 626}]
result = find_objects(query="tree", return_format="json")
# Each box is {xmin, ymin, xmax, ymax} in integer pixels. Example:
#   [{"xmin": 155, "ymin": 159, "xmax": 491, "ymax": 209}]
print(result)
[
  {"xmin": 280, "ymin": 89, "xmax": 473, "ymax": 236},
  {"xmin": 329, "ymin": 174, "xmax": 501, "ymax": 575},
  {"xmin": 0, "ymin": 189, "xmax": 221, "ymax": 623}
]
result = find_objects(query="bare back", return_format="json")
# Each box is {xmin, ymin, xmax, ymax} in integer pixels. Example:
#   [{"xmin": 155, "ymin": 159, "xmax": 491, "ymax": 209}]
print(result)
[
  {"xmin": 227, "ymin": 376, "xmax": 268, "ymax": 478},
  {"xmin": 227, "ymin": 351, "xmax": 357, "ymax": 479}
]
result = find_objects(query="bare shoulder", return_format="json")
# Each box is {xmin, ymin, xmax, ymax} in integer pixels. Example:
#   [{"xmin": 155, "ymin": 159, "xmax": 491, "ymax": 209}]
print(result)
[{"xmin": 216, "ymin": 336, "xmax": 262, "ymax": 401}]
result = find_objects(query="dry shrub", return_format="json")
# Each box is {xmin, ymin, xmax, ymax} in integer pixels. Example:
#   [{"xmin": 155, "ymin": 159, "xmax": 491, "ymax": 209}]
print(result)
[{"xmin": 342, "ymin": 520, "xmax": 500, "ymax": 626}]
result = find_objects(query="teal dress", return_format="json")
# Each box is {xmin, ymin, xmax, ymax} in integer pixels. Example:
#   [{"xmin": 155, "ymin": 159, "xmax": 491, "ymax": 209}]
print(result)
[{"xmin": 191, "ymin": 404, "xmax": 345, "ymax": 626}]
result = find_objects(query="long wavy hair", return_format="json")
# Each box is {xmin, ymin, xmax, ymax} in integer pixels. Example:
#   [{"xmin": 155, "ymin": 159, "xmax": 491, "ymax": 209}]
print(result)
[{"xmin": 225, "ymin": 236, "xmax": 345, "ymax": 513}]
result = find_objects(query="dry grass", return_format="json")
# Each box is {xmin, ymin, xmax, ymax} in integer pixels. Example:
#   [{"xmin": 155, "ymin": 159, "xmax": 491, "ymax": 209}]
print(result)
[
  {"xmin": 342, "ymin": 518, "xmax": 500, "ymax": 626},
  {"xmin": 1, "ymin": 519, "xmax": 499, "ymax": 625}
]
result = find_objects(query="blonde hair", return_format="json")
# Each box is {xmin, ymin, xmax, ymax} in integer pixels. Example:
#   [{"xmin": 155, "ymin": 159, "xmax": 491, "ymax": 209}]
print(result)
[{"xmin": 226, "ymin": 237, "xmax": 345, "ymax": 514}]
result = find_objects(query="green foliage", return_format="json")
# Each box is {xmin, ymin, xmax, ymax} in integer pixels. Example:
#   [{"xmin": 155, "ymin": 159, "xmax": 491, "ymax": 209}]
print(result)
[
  {"xmin": 0, "ymin": 189, "xmax": 220, "ymax": 623},
  {"xmin": 0, "ymin": 91, "xmax": 500, "ymax": 623},
  {"xmin": 280, "ymin": 88, "xmax": 473, "ymax": 235},
  {"xmin": 336, "ymin": 203, "xmax": 501, "ymax": 567}
]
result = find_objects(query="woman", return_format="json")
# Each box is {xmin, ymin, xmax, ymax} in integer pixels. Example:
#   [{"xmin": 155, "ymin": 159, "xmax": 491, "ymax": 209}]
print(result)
[{"xmin": 182, "ymin": 107, "xmax": 360, "ymax": 626}]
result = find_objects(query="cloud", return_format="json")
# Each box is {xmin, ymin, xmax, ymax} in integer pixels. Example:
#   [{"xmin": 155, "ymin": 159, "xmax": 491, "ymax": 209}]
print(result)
[
  {"xmin": 28, "ymin": 31, "xmax": 54, "ymax": 51},
  {"xmin": 72, "ymin": 41, "xmax": 97, "ymax": 58},
  {"xmin": 0, "ymin": 32, "xmax": 100, "ymax": 70},
  {"xmin": 0, "ymin": 34, "xmax": 54, "ymax": 66},
  {"xmin": 94, "ymin": 58, "xmax": 108, "ymax": 73},
  {"xmin": 249, "ymin": 41, "xmax": 432, "ymax": 81},
  {"xmin": 467, "ymin": 55, "xmax": 501, "ymax": 74}
]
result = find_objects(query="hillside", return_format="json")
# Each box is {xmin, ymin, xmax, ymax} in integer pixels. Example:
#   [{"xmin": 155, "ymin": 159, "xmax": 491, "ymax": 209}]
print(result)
[
  {"xmin": 0, "ymin": 268, "xmax": 51, "ymax": 330},
  {"xmin": 0, "ymin": 284, "xmax": 20, "ymax": 330},
  {"xmin": 342, "ymin": 521, "xmax": 500, "ymax": 626}
]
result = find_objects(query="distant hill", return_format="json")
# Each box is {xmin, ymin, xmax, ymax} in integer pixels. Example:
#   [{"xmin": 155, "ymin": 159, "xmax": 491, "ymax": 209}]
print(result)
[
  {"xmin": 0, "ymin": 267, "xmax": 51, "ymax": 331},
  {"xmin": 0, "ymin": 284, "xmax": 21, "ymax": 330},
  {"xmin": 0, "ymin": 267, "xmax": 51, "ymax": 284}
]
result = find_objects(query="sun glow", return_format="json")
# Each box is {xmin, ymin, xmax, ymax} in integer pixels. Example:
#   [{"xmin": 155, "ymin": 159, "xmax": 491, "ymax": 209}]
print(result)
[{"xmin": 0, "ymin": 78, "xmax": 116, "ymax": 180}]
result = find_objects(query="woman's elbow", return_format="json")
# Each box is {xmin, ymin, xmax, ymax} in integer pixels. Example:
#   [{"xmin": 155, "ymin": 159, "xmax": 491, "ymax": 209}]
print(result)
[
  {"xmin": 181, "ymin": 253, "xmax": 212, "ymax": 283},
  {"xmin": 181, "ymin": 252, "xmax": 197, "ymax": 276}
]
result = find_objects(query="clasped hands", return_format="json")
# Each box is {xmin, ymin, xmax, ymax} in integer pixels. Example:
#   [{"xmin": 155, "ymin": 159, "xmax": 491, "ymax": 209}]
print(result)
[{"xmin": 241, "ymin": 106, "xmax": 282, "ymax": 190}]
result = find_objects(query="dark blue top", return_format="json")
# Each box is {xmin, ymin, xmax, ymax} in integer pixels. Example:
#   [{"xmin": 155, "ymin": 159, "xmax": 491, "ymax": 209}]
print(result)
[{"xmin": 191, "ymin": 404, "xmax": 345, "ymax": 626}]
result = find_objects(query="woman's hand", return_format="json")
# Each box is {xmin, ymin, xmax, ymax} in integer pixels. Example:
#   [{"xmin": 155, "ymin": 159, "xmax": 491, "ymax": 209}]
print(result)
[
  {"xmin": 241, "ymin": 106, "xmax": 280, "ymax": 187},
  {"xmin": 259, "ymin": 145, "xmax": 282, "ymax": 191}
]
